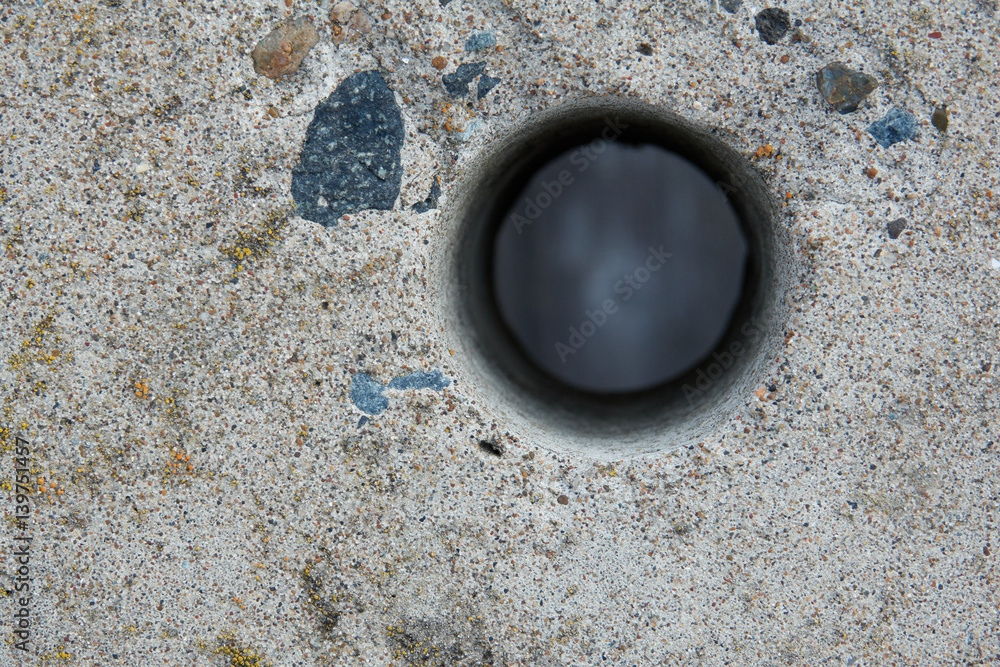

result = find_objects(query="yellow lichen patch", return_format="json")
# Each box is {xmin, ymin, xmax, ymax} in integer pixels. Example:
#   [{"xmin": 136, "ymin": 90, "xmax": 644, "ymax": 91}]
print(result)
[
  {"xmin": 386, "ymin": 624, "xmax": 439, "ymax": 665},
  {"xmin": 754, "ymin": 143, "xmax": 776, "ymax": 158},
  {"xmin": 156, "ymin": 387, "xmax": 194, "ymax": 431},
  {"xmin": 134, "ymin": 378, "xmax": 150, "ymax": 399},
  {"xmin": 438, "ymin": 101, "xmax": 477, "ymax": 134},
  {"xmin": 0, "ymin": 421, "xmax": 12, "ymax": 454},
  {"xmin": 8, "ymin": 315, "xmax": 69, "ymax": 372},
  {"xmin": 213, "ymin": 631, "xmax": 272, "ymax": 667},
  {"xmin": 220, "ymin": 210, "xmax": 290, "ymax": 277},
  {"xmin": 38, "ymin": 647, "xmax": 74, "ymax": 662},
  {"xmin": 233, "ymin": 157, "xmax": 274, "ymax": 197},
  {"xmin": 34, "ymin": 470, "xmax": 66, "ymax": 502},
  {"xmin": 163, "ymin": 445, "xmax": 195, "ymax": 478}
]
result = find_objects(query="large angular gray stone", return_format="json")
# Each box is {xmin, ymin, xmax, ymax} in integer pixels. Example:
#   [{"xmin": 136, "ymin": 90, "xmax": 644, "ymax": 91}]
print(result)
[{"xmin": 292, "ymin": 71, "xmax": 404, "ymax": 226}]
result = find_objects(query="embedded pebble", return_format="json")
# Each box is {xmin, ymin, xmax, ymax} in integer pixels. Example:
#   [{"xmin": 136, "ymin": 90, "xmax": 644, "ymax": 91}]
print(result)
[
  {"xmin": 350, "ymin": 373, "xmax": 389, "ymax": 415},
  {"xmin": 887, "ymin": 217, "xmax": 908, "ymax": 239},
  {"xmin": 443, "ymin": 62, "xmax": 487, "ymax": 97},
  {"xmin": 291, "ymin": 71, "xmax": 404, "ymax": 226},
  {"xmin": 455, "ymin": 119, "xmax": 484, "ymax": 142},
  {"xmin": 388, "ymin": 370, "xmax": 451, "ymax": 391},
  {"xmin": 755, "ymin": 8, "xmax": 791, "ymax": 45},
  {"xmin": 330, "ymin": 1, "xmax": 357, "ymax": 23},
  {"xmin": 816, "ymin": 62, "xmax": 878, "ymax": 114},
  {"xmin": 868, "ymin": 107, "xmax": 919, "ymax": 148},
  {"xmin": 932, "ymin": 105, "xmax": 949, "ymax": 132},
  {"xmin": 352, "ymin": 370, "xmax": 450, "ymax": 415},
  {"xmin": 465, "ymin": 32, "xmax": 496, "ymax": 52},
  {"xmin": 477, "ymin": 74, "xmax": 501, "ymax": 100},
  {"xmin": 720, "ymin": 0, "xmax": 743, "ymax": 13},
  {"xmin": 330, "ymin": 1, "xmax": 372, "ymax": 44},
  {"xmin": 250, "ymin": 17, "xmax": 319, "ymax": 80}
]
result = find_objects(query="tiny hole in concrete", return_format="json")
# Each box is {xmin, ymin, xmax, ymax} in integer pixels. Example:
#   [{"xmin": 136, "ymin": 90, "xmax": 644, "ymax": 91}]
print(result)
[{"xmin": 478, "ymin": 440, "xmax": 504, "ymax": 457}]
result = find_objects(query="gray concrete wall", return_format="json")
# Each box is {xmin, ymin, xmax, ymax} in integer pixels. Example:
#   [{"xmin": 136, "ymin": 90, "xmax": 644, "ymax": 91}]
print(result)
[{"xmin": 1, "ymin": 0, "xmax": 998, "ymax": 665}]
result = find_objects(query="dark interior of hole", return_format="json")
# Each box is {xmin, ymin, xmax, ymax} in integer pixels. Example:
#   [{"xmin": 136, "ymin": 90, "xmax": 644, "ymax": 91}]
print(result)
[
  {"xmin": 459, "ymin": 110, "xmax": 769, "ymax": 421},
  {"xmin": 493, "ymin": 141, "xmax": 748, "ymax": 394}
]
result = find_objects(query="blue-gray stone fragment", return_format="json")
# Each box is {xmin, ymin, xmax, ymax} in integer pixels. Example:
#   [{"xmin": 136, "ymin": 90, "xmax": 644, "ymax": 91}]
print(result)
[
  {"xmin": 291, "ymin": 71, "xmax": 404, "ymax": 227},
  {"xmin": 719, "ymin": 0, "xmax": 742, "ymax": 13},
  {"xmin": 443, "ymin": 62, "xmax": 486, "ymax": 97},
  {"xmin": 868, "ymin": 107, "xmax": 918, "ymax": 148},
  {"xmin": 350, "ymin": 373, "xmax": 389, "ymax": 415},
  {"xmin": 477, "ymin": 74, "xmax": 500, "ymax": 100},
  {"xmin": 465, "ymin": 32, "xmax": 496, "ymax": 52},
  {"xmin": 755, "ymin": 8, "xmax": 790, "ymax": 45},
  {"xmin": 816, "ymin": 62, "xmax": 878, "ymax": 114},
  {"xmin": 412, "ymin": 178, "xmax": 441, "ymax": 213},
  {"xmin": 388, "ymin": 370, "xmax": 450, "ymax": 391}
]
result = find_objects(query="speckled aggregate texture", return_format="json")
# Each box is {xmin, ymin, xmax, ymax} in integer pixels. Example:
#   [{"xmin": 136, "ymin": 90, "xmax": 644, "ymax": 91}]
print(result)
[{"xmin": 0, "ymin": 0, "xmax": 998, "ymax": 666}]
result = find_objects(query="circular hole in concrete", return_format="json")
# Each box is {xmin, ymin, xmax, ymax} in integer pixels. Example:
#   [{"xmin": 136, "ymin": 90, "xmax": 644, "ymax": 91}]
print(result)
[
  {"xmin": 445, "ymin": 100, "xmax": 785, "ymax": 454},
  {"xmin": 492, "ymin": 141, "xmax": 748, "ymax": 394}
]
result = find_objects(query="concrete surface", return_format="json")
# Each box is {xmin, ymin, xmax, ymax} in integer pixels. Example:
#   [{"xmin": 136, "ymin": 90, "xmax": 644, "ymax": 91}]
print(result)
[{"xmin": 1, "ymin": 0, "xmax": 999, "ymax": 665}]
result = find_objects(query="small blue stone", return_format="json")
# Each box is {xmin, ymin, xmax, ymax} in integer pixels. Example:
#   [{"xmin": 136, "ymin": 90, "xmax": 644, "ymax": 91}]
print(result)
[
  {"xmin": 442, "ymin": 62, "xmax": 486, "ymax": 97},
  {"xmin": 350, "ymin": 373, "xmax": 388, "ymax": 415},
  {"xmin": 477, "ymin": 74, "xmax": 500, "ymax": 100},
  {"xmin": 465, "ymin": 32, "xmax": 496, "ymax": 52},
  {"xmin": 867, "ymin": 107, "xmax": 918, "ymax": 148},
  {"xmin": 388, "ymin": 370, "xmax": 451, "ymax": 391}
]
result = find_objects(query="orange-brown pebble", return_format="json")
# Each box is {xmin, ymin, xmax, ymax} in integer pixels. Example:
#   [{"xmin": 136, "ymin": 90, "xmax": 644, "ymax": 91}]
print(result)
[
  {"xmin": 250, "ymin": 18, "xmax": 319, "ymax": 80},
  {"xmin": 432, "ymin": 56, "xmax": 447, "ymax": 70}
]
